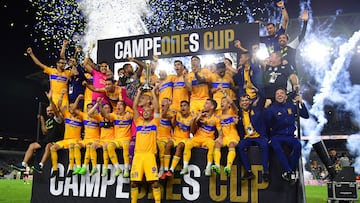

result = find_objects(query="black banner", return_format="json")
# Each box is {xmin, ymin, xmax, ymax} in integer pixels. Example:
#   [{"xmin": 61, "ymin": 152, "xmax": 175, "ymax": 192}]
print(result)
[
  {"xmin": 31, "ymin": 147, "xmax": 305, "ymax": 203},
  {"xmin": 97, "ymin": 23, "xmax": 259, "ymax": 65}
]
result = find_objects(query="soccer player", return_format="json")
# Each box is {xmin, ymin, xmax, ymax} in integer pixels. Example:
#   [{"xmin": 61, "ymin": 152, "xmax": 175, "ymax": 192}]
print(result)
[
  {"xmin": 27, "ymin": 47, "xmax": 71, "ymax": 108},
  {"xmin": 187, "ymin": 56, "xmax": 212, "ymax": 114},
  {"xmin": 237, "ymin": 94, "xmax": 269, "ymax": 182},
  {"xmin": 170, "ymin": 60, "xmax": 190, "ymax": 112},
  {"xmin": 211, "ymin": 93, "xmax": 240, "ymax": 177},
  {"xmin": 11, "ymin": 91, "xmax": 64, "ymax": 173},
  {"xmin": 88, "ymin": 100, "xmax": 115, "ymax": 177},
  {"xmin": 157, "ymin": 70, "xmax": 173, "ymax": 109},
  {"xmin": 130, "ymin": 87, "xmax": 161, "ymax": 203},
  {"xmin": 160, "ymin": 100, "xmax": 194, "ymax": 179},
  {"xmin": 210, "ymin": 62, "xmax": 236, "ymax": 111},
  {"xmin": 50, "ymin": 93, "xmax": 84, "ymax": 177},
  {"xmin": 180, "ymin": 99, "xmax": 221, "ymax": 176},
  {"xmin": 157, "ymin": 98, "xmax": 174, "ymax": 178},
  {"xmin": 106, "ymin": 100, "xmax": 133, "ymax": 178},
  {"xmin": 266, "ymin": 88, "xmax": 309, "ymax": 183},
  {"xmin": 72, "ymin": 102, "xmax": 101, "ymax": 175}
]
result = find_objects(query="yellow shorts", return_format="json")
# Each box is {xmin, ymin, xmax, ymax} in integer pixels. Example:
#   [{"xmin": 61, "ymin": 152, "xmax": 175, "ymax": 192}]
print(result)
[
  {"xmin": 222, "ymin": 135, "xmax": 240, "ymax": 147},
  {"xmin": 112, "ymin": 137, "xmax": 131, "ymax": 148},
  {"xmin": 173, "ymin": 137, "xmax": 189, "ymax": 147},
  {"xmin": 157, "ymin": 137, "xmax": 170, "ymax": 144},
  {"xmin": 55, "ymin": 138, "xmax": 81, "ymax": 149},
  {"xmin": 99, "ymin": 139, "xmax": 113, "ymax": 146},
  {"xmin": 81, "ymin": 138, "xmax": 100, "ymax": 146},
  {"xmin": 130, "ymin": 152, "xmax": 158, "ymax": 182},
  {"xmin": 189, "ymin": 136, "xmax": 215, "ymax": 148},
  {"xmin": 190, "ymin": 99, "xmax": 207, "ymax": 114}
]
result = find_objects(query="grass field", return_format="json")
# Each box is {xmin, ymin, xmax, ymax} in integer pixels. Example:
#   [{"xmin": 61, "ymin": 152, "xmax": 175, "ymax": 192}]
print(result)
[{"xmin": 0, "ymin": 179, "xmax": 358, "ymax": 202}]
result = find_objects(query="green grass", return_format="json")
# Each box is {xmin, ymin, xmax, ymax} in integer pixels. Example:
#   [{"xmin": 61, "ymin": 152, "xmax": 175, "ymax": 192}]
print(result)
[
  {"xmin": 0, "ymin": 179, "xmax": 32, "ymax": 203},
  {"xmin": 0, "ymin": 180, "xmax": 358, "ymax": 202}
]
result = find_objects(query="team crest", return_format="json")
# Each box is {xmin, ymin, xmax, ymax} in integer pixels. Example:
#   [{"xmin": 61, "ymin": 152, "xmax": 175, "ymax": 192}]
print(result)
[{"xmin": 287, "ymin": 108, "xmax": 293, "ymax": 114}]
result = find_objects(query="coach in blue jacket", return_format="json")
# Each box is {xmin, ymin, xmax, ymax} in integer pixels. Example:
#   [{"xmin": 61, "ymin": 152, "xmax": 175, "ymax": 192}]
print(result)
[{"xmin": 266, "ymin": 88, "xmax": 309, "ymax": 183}]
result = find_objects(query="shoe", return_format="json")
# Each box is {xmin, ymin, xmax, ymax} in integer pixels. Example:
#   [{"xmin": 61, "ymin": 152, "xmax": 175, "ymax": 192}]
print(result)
[
  {"xmin": 205, "ymin": 166, "xmax": 212, "ymax": 176},
  {"xmin": 241, "ymin": 171, "xmax": 255, "ymax": 180},
  {"xmin": 165, "ymin": 170, "xmax": 173, "ymax": 177},
  {"xmin": 89, "ymin": 167, "xmax": 98, "ymax": 176},
  {"xmin": 180, "ymin": 167, "xmax": 188, "ymax": 175},
  {"xmin": 114, "ymin": 168, "xmax": 122, "ymax": 177},
  {"xmin": 101, "ymin": 168, "xmax": 108, "ymax": 177},
  {"xmin": 31, "ymin": 164, "xmax": 43, "ymax": 174},
  {"xmin": 224, "ymin": 166, "xmax": 231, "ymax": 177},
  {"xmin": 73, "ymin": 167, "xmax": 82, "ymax": 175},
  {"xmin": 78, "ymin": 167, "xmax": 87, "ymax": 175},
  {"xmin": 51, "ymin": 170, "xmax": 59, "ymax": 178},
  {"xmin": 282, "ymin": 171, "xmax": 292, "ymax": 182},
  {"xmin": 67, "ymin": 170, "xmax": 74, "ymax": 177},
  {"xmin": 211, "ymin": 165, "xmax": 220, "ymax": 175},
  {"xmin": 123, "ymin": 169, "xmax": 129, "ymax": 178},
  {"xmin": 159, "ymin": 171, "xmax": 167, "ymax": 180},
  {"xmin": 11, "ymin": 163, "xmax": 26, "ymax": 172},
  {"xmin": 262, "ymin": 173, "xmax": 269, "ymax": 182},
  {"xmin": 290, "ymin": 171, "xmax": 297, "ymax": 185},
  {"xmin": 158, "ymin": 169, "xmax": 164, "ymax": 178}
]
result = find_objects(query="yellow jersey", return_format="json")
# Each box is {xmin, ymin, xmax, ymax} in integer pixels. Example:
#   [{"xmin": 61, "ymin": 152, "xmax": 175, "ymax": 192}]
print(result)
[
  {"xmin": 158, "ymin": 76, "xmax": 174, "ymax": 103},
  {"xmin": 195, "ymin": 113, "xmax": 221, "ymax": 139},
  {"xmin": 83, "ymin": 113, "xmax": 101, "ymax": 140},
  {"xmin": 220, "ymin": 110, "xmax": 239, "ymax": 139},
  {"xmin": 173, "ymin": 112, "xmax": 192, "ymax": 139},
  {"xmin": 210, "ymin": 73, "xmax": 235, "ymax": 101},
  {"xmin": 134, "ymin": 117, "xmax": 160, "ymax": 154},
  {"xmin": 187, "ymin": 68, "xmax": 211, "ymax": 100},
  {"xmin": 242, "ymin": 110, "xmax": 260, "ymax": 138},
  {"xmin": 63, "ymin": 111, "xmax": 84, "ymax": 140},
  {"xmin": 171, "ymin": 74, "xmax": 189, "ymax": 105},
  {"xmin": 157, "ymin": 112, "xmax": 173, "ymax": 140},
  {"xmin": 99, "ymin": 115, "xmax": 115, "ymax": 140},
  {"xmin": 109, "ymin": 111, "xmax": 133, "ymax": 139}
]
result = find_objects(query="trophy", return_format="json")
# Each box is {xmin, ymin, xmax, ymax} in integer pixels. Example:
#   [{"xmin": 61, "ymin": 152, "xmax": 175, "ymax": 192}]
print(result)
[{"xmin": 141, "ymin": 61, "xmax": 153, "ymax": 91}]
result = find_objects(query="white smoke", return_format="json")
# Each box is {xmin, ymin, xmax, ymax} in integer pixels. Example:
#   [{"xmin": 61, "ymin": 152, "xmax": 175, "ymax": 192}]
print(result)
[{"xmin": 77, "ymin": 0, "xmax": 150, "ymax": 62}]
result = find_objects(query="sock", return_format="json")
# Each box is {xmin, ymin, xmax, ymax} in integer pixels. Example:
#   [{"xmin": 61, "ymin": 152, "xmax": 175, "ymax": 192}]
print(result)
[
  {"xmin": 157, "ymin": 142, "xmax": 166, "ymax": 169},
  {"xmin": 153, "ymin": 187, "xmax": 161, "ymax": 203},
  {"xmin": 124, "ymin": 164, "xmax": 129, "ymax": 171},
  {"xmin": 206, "ymin": 142, "xmax": 215, "ymax": 164},
  {"xmin": 74, "ymin": 145, "xmax": 82, "ymax": 167},
  {"xmin": 164, "ymin": 155, "xmax": 171, "ymax": 171},
  {"xmin": 50, "ymin": 149, "xmax": 58, "ymax": 170},
  {"xmin": 170, "ymin": 156, "xmax": 181, "ymax": 172},
  {"xmin": 183, "ymin": 142, "xmax": 192, "ymax": 163},
  {"xmin": 83, "ymin": 146, "xmax": 90, "ymax": 167},
  {"xmin": 22, "ymin": 162, "xmax": 27, "ymax": 167},
  {"xmin": 103, "ymin": 148, "xmax": 109, "ymax": 169},
  {"xmin": 108, "ymin": 143, "xmax": 119, "ymax": 165},
  {"xmin": 227, "ymin": 148, "xmax": 236, "ymax": 168},
  {"xmin": 214, "ymin": 148, "xmax": 221, "ymax": 166},
  {"xmin": 90, "ymin": 148, "xmax": 97, "ymax": 167},
  {"xmin": 131, "ymin": 187, "xmax": 139, "ymax": 203},
  {"xmin": 68, "ymin": 147, "xmax": 74, "ymax": 170},
  {"xmin": 123, "ymin": 141, "xmax": 130, "ymax": 165},
  {"xmin": 206, "ymin": 162, "xmax": 212, "ymax": 169},
  {"xmin": 39, "ymin": 162, "xmax": 43, "ymax": 168},
  {"xmin": 183, "ymin": 162, "xmax": 189, "ymax": 169}
]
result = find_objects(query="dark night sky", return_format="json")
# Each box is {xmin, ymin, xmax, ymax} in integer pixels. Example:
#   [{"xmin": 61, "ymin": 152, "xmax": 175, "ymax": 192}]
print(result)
[{"xmin": 0, "ymin": 0, "xmax": 359, "ymax": 141}]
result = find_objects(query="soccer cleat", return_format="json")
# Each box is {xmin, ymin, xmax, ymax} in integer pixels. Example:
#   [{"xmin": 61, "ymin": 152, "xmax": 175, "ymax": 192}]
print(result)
[
  {"xmin": 165, "ymin": 170, "xmax": 173, "ymax": 177},
  {"xmin": 67, "ymin": 170, "xmax": 74, "ymax": 177},
  {"xmin": 224, "ymin": 166, "xmax": 231, "ymax": 177},
  {"xmin": 114, "ymin": 168, "xmax": 122, "ymax": 177},
  {"xmin": 89, "ymin": 167, "xmax": 98, "ymax": 176},
  {"xmin": 241, "ymin": 171, "xmax": 255, "ymax": 180},
  {"xmin": 180, "ymin": 167, "xmax": 188, "ymax": 175},
  {"xmin": 73, "ymin": 167, "xmax": 82, "ymax": 175},
  {"xmin": 78, "ymin": 167, "xmax": 87, "ymax": 175},
  {"xmin": 31, "ymin": 164, "xmax": 43, "ymax": 174},
  {"xmin": 262, "ymin": 173, "xmax": 270, "ymax": 182},
  {"xmin": 205, "ymin": 166, "xmax": 212, "ymax": 176},
  {"xmin": 101, "ymin": 168, "xmax": 108, "ymax": 177},
  {"xmin": 123, "ymin": 169, "xmax": 130, "ymax": 178},
  {"xmin": 11, "ymin": 163, "xmax": 26, "ymax": 172},
  {"xmin": 211, "ymin": 165, "xmax": 220, "ymax": 175},
  {"xmin": 159, "ymin": 172, "xmax": 167, "ymax": 180},
  {"xmin": 50, "ymin": 170, "xmax": 59, "ymax": 178},
  {"xmin": 282, "ymin": 171, "xmax": 292, "ymax": 182}
]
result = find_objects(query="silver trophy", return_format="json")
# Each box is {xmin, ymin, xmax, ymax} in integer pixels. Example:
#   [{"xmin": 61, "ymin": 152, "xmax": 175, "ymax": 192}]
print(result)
[{"xmin": 141, "ymin": 62, "xmax": 153, "ymax": 91}]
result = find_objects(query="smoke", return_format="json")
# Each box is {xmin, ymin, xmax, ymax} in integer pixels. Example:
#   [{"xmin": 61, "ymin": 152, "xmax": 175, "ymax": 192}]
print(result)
[{"xmin": 77, "ymin": 0, "xmax": 150, "ymax": 61}]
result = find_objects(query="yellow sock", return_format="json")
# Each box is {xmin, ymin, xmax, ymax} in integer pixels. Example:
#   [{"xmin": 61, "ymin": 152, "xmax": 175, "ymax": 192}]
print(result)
[
  {"xmin": 183, "ymin": 141, "xmax": 192, "ymax": 163},
  {"xmin": 50, "ymin": 149, "xmax": 58, "ymax": 170},
  {"xmin": 69, "ymin": 147, "xmax": 74, "ymax": 170},
  {"xmin": 227, "ymin": 148, "xmax": 236, "ymax": 168},
  {"xmin": 74, "ymin": 145, "xmax": 82, "ymax": 167},
  {"xmin": 103, "ymin": 149, "xmax": 109, "ymax": 169},
  {"xmin": 131, "ymin": 187, "xmax": 138, "ymax": 203},
  {"xmin": 214, "ymin": 148, "xmax": 221, "ymax": 166},
  {"xmin": 157, "ymin": 142, "xmax": 166, "ymax": 168},
  {"xmin": 152, "ymin": 187, "xmax": 161, "ymax": 203},
  {"xmin": 83, "ymin": 146, "xmax": 90, "ymax": 166},
  {"xmin": 90, "ymin": 148, "xmax": 97, "ymax": 167},
  {"xmin": 207, "ymin": 142, "xmax": 215, "ymax": 163},
  {"xmin": 108, "ymin": 143, "xmax": 119, "ymax": 165},
  {"xmin": 123, "ymin": 142, "xmax": 130, "ymax": 165},
  {"xmin": 164, "ymin": 155, "xmax": 171, "ymax": 170},
  {"xmin": 170, "ymin": 156, "xmax": 180, "ymax": 171}
]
